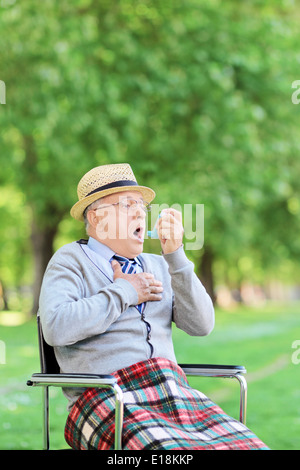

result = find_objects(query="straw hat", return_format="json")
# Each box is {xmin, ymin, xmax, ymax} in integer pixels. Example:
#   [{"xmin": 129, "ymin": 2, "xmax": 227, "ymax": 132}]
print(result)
[{"xmin": 70, "ymin": 163, "xmax": 156, "ymax": 221}]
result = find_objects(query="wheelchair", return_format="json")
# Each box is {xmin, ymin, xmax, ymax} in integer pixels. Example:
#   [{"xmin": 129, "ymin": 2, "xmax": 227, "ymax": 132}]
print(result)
[{"xmin": 27, "ymin": 315, "xmax": 247, "ymax": 450}]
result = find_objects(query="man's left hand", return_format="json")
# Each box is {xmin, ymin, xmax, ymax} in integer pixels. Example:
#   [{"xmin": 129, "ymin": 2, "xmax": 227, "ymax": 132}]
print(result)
[{"xmin": 157, "ymin": 209, "xmax": 184, "ymax": 254}]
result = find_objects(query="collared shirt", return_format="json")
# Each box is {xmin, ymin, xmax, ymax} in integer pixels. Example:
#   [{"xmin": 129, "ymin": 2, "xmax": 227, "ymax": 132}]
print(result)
[{"xmin": 81, "ymin": 237, "xmax": 143, "ymax": 281}]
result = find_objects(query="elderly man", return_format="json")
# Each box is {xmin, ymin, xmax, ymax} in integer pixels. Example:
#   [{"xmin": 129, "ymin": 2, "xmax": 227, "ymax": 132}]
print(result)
[{"xmin": 39, "ymin": 163, "xmax": 268, "ymax": 450}]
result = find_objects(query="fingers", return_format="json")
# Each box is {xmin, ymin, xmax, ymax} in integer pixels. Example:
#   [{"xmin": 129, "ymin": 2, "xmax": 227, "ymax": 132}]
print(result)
[
  {"xmin": 110, "ymin": 261, "xmax": 163, "ymax": 303},
  {"xmin": 134, "ymin": 274, "xmax": 163, "ymax": 303},
  {"xmin": 159, "ymin": 208, "xmax": 181, "ymax": 220},
  {"xmin": 140, "ymin": 276, "xmax": 163, "ymax": 293},
  {"xmin": 144, "ymin": 283, "xmax": 163, "ymax": 304},
  {"xmin": 143, "ymin": 272, "xmax": 155, "ymax": 280},
  {"xmin": 156, "ymin": 209, "xmax": 184, "ymax": 254},
  {"xmin": 111, "ymin": 260, "xmax": 123, "ymax": 279},
  {"xmin": 146, "ymin": 292, "xmax": 163, "ymax": 301},
  {"xmin": 141, "ymin": 290, "xmax": 163, "ymax": 303},
  {"xmin": 157, "ymin": 209, "xmax": 183, "ymax": 240},
  {"xmin": 149, "ymin": 285, "xmax": 163, "ymax": 295},
  {"xmin": 143, "ymin": 273, "xmax": 162, "ymax": 285},
  {"xmin": 111, "ymin": 259, "xmax": 121, "ymax": 270},
  {"xmin": 142, "ymin": 276, "xmax": 163, "ymax": 294}
]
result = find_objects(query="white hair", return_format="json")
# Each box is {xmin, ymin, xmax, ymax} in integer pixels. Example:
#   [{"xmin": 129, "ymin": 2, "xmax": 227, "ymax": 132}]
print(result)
[{"xmin": 83, "ymin": 197, "xmax": 103, "ymax": 233}]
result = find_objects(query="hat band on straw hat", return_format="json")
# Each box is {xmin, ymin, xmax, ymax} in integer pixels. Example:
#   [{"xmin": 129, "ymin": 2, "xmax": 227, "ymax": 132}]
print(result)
[{"xmin": 86, "ymin": 179, "xmax": 138, "ymax": 197}]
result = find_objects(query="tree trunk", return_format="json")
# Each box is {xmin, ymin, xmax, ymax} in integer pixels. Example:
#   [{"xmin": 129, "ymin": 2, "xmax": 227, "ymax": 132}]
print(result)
[
  {"xmin": 199, "ymin": 246, "xmax": 216, "ymax": 304},
  {"xmin": 31, "ymin": 220, "xmax": 57, "ymax": 315},
  {"xmin": 0, "ymin": 280, "xmax": 9, "ymax": 310}
]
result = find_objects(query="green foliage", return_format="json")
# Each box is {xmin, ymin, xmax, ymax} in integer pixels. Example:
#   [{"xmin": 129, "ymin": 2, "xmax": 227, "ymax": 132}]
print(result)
[
  {"xmin": 0, "ymin": 0, "xmax": 299, "ymax": 294},
  {"xmin": 0, "ymin": 186, "xmax": 32, "ymax": 287}
]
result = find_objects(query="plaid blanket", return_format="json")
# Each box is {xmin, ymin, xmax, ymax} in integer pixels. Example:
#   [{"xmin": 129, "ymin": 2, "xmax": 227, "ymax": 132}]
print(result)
[{"xmin": 64, "ymin": 358, "xmax": 268, "ymax": 450}]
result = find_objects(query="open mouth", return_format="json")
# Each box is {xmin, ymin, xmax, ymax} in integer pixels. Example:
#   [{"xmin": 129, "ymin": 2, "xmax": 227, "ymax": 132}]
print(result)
[{"xmin": 133, "ymin": 226, "xmax": 144, "ymax": 241}]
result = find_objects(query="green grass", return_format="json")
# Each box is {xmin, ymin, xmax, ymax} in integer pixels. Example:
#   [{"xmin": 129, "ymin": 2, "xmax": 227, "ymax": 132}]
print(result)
[{"xmin": 0, "ymin": 302, "xmax": 299, "ymax": 450}]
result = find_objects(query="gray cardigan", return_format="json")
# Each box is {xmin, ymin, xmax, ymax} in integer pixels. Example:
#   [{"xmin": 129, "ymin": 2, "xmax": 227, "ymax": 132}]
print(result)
[{"xmin": 39, "ymin": 240, "xmax": 214, "ymax": 409}]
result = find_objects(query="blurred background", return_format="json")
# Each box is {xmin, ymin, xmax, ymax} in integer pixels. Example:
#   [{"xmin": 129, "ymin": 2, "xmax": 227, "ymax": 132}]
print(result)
[{"xmin": 0, "ymin": 0, "xmax": 299, "ymax": 450}]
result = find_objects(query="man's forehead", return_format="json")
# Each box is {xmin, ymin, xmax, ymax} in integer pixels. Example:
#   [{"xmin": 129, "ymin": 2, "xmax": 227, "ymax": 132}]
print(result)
[{"xmin": 102, "ymin": 191, "xmax": 144, "ymax": 203}]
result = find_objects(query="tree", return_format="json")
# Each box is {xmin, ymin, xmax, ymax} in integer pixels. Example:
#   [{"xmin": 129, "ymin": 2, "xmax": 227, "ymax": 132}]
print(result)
[{"xmin": 0, "ymin": 0, "xmax": 299, "ymax": 310}]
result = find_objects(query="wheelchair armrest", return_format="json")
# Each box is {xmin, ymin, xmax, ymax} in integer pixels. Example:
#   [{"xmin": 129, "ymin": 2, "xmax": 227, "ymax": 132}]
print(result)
[
  {"xmin": 27, "ymin": 372, "xmax": 118, "ymax": 388},
  {"xmin": 179, "ymin": 364, "xmax": 246, "ymax": 377}
]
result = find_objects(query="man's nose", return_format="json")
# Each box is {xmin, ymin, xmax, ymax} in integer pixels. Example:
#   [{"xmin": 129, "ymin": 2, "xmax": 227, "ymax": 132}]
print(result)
[{"xmin": 132, "ymin": 204, "xmax": 146, "ymax": 218}]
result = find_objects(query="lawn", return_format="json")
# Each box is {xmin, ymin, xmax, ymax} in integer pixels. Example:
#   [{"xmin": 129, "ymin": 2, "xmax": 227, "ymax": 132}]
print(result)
[{"xmin": 0, "ymin": 302, "xmax": 299, "ymax": 450}]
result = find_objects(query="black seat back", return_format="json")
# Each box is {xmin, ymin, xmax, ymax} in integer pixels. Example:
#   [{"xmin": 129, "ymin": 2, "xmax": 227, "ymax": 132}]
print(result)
[{"xmin": 37, "ymin": 314, "xmax": 60, "ymax": 374}]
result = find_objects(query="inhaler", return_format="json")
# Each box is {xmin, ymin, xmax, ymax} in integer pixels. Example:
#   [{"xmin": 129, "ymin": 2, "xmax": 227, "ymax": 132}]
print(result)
[{"xmin": 147, "ymin": 213, "xmax": 161, "ymax": 239}]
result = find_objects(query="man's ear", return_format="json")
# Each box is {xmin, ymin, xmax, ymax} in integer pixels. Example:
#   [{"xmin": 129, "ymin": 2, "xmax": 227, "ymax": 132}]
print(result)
[
  {"xmin": 87, "ymin": 209, "xmax": 98, "ymax": 229},
  {"xmin": 91, "ymin": 209, "xmax": 112, "ymax": 239}
]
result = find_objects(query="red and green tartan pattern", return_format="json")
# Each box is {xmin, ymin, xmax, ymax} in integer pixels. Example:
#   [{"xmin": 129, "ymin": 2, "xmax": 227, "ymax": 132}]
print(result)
[{"xmin": 64, "ymin": 358, "xmax": 269, "ymax": 450}]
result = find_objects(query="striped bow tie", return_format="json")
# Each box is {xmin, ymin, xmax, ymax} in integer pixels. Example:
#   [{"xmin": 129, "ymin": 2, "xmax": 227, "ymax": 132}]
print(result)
[{"xmin": 112, "ymin": 254, "xmax": 145, "ymax": 313}]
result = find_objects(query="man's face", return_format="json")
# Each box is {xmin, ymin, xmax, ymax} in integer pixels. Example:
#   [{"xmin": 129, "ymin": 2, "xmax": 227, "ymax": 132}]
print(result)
[{"xmin": 88, "ymin": 191, "xmax": 148, "ymax": 258}]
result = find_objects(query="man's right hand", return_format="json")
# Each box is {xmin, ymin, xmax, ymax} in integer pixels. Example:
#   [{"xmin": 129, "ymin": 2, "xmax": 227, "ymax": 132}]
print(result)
[{"xmin": 111, "ymin": 260, "xmax": 163, "ymax": 305}]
